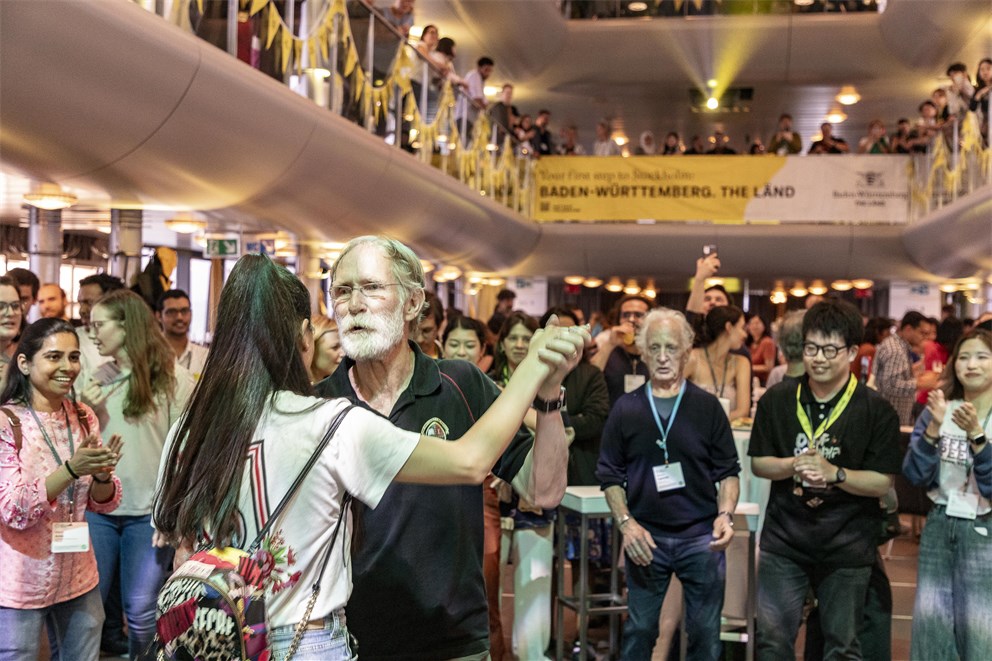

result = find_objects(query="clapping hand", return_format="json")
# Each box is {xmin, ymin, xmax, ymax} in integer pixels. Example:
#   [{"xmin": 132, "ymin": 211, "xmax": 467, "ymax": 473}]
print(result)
[
  {"xmin": 794, "ymin": 447, "xmax": 830, "ymax": 487},
  {"xmin": 71, "ymin": 431, "xmax": 122, "ymax": 478}
]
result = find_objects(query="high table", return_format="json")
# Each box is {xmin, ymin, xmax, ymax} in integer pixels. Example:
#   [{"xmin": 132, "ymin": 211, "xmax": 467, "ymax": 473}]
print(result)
[{"xmin": 556, "ymin": 484, "xmax": 763, "ymax": 660}]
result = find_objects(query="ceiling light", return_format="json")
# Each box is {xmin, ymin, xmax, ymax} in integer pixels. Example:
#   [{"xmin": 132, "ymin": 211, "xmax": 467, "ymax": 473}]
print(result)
[
  {"xmin": 642, "ymin": 278, "xmax": 657, "ymax": 299},
  {"xmin": 605, "ymin": 277, "xmax": 624, "ymax": 293},
  {"xmin": 851, "ymin": 278, "xmax": 874, "ymax": 290},
  {"xmin": 836, "ymin": 85, "xmax": 861, "ymax": 105},
  {"xmin": 706, "ymin": 79, "xmax": 717, "ymax": 89},
  {"xmin": 623, "ymin": 278, "xmax": 641, "ymax": 295},
  {"xmin": 825, "ymin": 108, "xmax": 847, "ymax": 124},
  {"xmin": 831, "ymin": 279, "xmax": 853, "ymax": 291},
  {"xmin": 770, "ymin": 290, "xmax": 788, "ymax": 305},
  {"xmin": 420, "ymin": 260, "xmax": 434, "ymax": 273},
  {"xmin": 564, "ymin": 275, "xmax": 585, "ymax": 285},
  {"xmin": 938, "ymin": 283, "xmax": 959, "ymax": 293},
  {"xmin": 808, "ymin": 279, "xmax": 828, "ymax": 296},
  {"xmin": 794, "ymin": 0, "xmax": 814, "ymax": 5},
  {"xmin": 706, "ymin": 97, "xmax": 719, "ymax": 111},
  {"xmin": 628, "ymin": 1, "xmax": 648, "ymax": 11},
  {"xmin": 583, "ymin": 277, "xmax": 603, "ymax": 288},
  {"xmin": 23, "ymin": 182, "xmax": 77, "ymax": 210},
  {"xmin": 483, "ymin": 85, "xmax": 501, "ymax": 97},
  {"xmin": 487, "ymin": 277, "xmax": 505, "ymax": 287},
  {"xmin": 789, "ymin": 280, "xmax": 808, "ymax": 297},
  {"xmin": 164, "ymin": 212, "xmax": 207, "ymax": 234}
]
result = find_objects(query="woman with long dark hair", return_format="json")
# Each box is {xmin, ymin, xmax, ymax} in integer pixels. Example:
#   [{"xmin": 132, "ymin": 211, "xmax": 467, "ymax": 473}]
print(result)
[
  {"xmin": 746, "ymin": 313, "xmax": 776, "ymax": 386},
  {"xmin": 82, "ymin": 289, "xmax": 195, "ymax": 659},
  {"xmin": 904, "ymin": 329, "xmax": 992, "ymax": 659},
  {"xmin": 153, "ymin": 255, "xmax": 583, "ymax": 659},
  {"xmin": 0, "ymin": 318, "xmax": 122, "ymax": 659},
  {"xmin": 685, "ymin": 305, "xmax": 751, "ymax": 422}
]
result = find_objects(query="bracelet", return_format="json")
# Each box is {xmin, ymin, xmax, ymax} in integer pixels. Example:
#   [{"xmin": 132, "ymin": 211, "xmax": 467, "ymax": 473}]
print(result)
[
  {"xmin": 718, "ymin": 511, "xmax": 735, "ymax": 527},
  {"xmin": 64, "ymin": 461, "xmax": 80, "ymax": 480},
  {"xmin": 92, "ymin": 474, "xmax": 112, "ymax": 484},
  {"xmin": 922, "ymin": 431, "xmax": 939, "ymax": 445},
  {"xmin": 971, "ymin": 434, "xmax": 987, "ymax": 447}
]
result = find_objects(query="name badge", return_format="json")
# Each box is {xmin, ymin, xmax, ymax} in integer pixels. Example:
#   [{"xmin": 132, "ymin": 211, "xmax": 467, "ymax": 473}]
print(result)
[
  {"xmin": 52, "ymin": 522, "xmax": 90, "ymax": 553},
  {"xmin": 653, "ymin": 463, "xmax": 685, "ymax": 493},
  {"xmin": 624, "ymin": 374, "xmax": 646, "ymax": 393},
  {"xmin": 946, "ymin": 491, "xmax": 979, "ymax": 520}
]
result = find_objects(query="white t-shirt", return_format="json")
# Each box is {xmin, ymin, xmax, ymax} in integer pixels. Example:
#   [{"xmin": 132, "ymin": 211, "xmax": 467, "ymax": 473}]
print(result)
[
  {"xmin": 86, "ymin": 362, "xmax": 195, "ymax": 515},
  {"xmin": 176, "ymin": 342, "xmax": 209, "ymax": 380},
  {"xmin": 158, "ymin": 392, "xmax": 420, "ymax": 628}
]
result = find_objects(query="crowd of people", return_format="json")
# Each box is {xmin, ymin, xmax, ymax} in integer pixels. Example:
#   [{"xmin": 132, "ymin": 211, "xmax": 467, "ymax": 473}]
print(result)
[{"xmin": 3, "ymin": 240, "xmax": 992, "ymax": 661}]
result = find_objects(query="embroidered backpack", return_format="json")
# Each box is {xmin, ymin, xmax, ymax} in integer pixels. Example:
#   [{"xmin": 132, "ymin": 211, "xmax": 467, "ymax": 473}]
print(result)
[{"xmin": 154, "ymin": 405, "xmax": 353, "ymax": 661}]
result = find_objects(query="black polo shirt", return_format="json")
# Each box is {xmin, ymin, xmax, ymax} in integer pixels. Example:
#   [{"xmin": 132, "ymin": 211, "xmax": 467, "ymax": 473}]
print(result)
[
  {"xmin": 603, "ymin": 345, "xmax": 651, "ymax": 408},
  {"xmin": 748, "ymin": 376, "xmax": 902, "ymax": 568},
  {"xmin": 315, "ymin": 342, "xmax": 532, "ymax": 660}
]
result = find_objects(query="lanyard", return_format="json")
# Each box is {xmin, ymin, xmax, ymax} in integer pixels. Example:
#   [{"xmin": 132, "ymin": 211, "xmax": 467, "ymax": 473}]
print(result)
[
  {"xmin": 29, "ymin": 402, "xmax": 77, "ymax": 515},
  {"xmin": 646, "ymin": 380, "xmax": 686, "ymax": 464},
  {"xmin": 704, "ymin": 347, "xmax": 729, "ymax": 398},
  {"xmin": 795, "ymin": 374, "xmax": 858, "ymax": 444}
]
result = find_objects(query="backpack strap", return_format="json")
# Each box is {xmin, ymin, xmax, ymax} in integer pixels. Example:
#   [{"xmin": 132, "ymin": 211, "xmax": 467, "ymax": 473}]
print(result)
[
  {"xmin": 0, "ymin": 407, "xmax": 23, "ymax": 453},
  {"xmin": 246, "ymin": 403, "xmax": 355, "ymax": 554}
]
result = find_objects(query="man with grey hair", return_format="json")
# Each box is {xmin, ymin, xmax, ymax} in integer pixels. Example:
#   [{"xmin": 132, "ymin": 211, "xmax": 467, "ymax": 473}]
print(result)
[
  {"xmin": 766, "ymin": 310, "xmax": 806, "ymax": 389},
  {"xmin": 597, "ymin": 308, "xmax": 740, "ymax": 660},
  {"xmin": 315, "ymin": 235, "xmax": 586, "ymax": 660}
]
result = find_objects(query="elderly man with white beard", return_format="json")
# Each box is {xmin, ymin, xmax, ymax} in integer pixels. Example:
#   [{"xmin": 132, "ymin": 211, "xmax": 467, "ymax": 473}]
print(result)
[
  {"xmin": 597, "ymin": 308, "xmax": 740, "ymax": 660},
  {"xmin": 315, "ymin": 235, "xmax": 587, "ymax": 661}
]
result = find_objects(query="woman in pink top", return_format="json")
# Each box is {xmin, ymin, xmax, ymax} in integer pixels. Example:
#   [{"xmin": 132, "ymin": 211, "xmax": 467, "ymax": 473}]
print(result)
[{"xmin": 0, "ymin": 318, "xmax": 122, "ymax": 660}]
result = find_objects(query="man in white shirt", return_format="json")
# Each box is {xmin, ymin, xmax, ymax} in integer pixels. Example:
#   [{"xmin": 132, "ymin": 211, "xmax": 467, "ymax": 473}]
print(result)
[
  {"xmin": 455, "ymin": 56, "xmax": 494, "ymax": 145},
  {"xmin": 77, "ymin": 273, "xmax": 123, "ymax": 381},
  {"xmin": 156, "ymin": 289, "xmax": 209, "ymax": 379}
]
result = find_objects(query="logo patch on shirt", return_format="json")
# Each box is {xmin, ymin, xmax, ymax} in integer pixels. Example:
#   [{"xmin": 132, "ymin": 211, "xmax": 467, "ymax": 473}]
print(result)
[{"xmin": 421, "ymin": 417, "xmax": 449, "ymax": 440}]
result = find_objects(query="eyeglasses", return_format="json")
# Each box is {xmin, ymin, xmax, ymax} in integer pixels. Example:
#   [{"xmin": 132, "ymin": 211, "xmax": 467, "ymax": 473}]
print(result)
[
  {"xmin": 89, "ymin": 320, "xmax": 118, "ymax": 331},
  {"xmin": 620, "ymin": 311, "xmax": 646, "ymax": 321},
  {"xmin": 0, "ymin": 301, "xmax": 23, "ymax": 314},
  {"xmin": 331, "ymin": 282, "xmax": 402, "ymax": 303},
  {"xmin": 162, "ymin": 307, "xmax": 191, "ymax": 317},
  {"xmin": 802, "ymin": 342, "xmax": 849, "ymax": 360}
]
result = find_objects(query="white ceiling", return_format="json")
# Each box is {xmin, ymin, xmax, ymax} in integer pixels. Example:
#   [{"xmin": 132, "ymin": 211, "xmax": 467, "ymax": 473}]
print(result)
[{"xmin": 2, "ymin": 0, "xmax": 991, "ymax": 290}]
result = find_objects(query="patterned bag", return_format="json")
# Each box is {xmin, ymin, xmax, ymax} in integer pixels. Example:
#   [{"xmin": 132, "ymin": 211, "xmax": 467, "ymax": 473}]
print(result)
[{"xmin": 155, "ymin": 405, "xmax": 353, "ymax": 661}]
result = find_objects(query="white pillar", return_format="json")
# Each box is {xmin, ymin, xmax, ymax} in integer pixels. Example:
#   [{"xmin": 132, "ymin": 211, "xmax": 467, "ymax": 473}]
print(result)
[
  {"xmin": 27, "ymin": 206, "xmax": 62, "ymax": 285},
  {"xmin": 109, "ymin": 209, "xmax": 143, "ymax": 285}
]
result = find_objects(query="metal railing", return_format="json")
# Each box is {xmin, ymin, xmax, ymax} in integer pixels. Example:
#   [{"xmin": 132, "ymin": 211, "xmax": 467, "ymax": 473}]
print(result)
[
  {"xmin": 560, "ymin": 0, "xmax": 880, "ymax": 20},
  {"xmin": 140, "ymin": 0, "xmax": 533, "ymax": 217}
]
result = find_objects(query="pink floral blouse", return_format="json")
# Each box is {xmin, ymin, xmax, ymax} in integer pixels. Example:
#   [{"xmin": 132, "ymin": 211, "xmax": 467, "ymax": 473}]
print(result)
[{"xmin": 0, "ymin": 400, "xmax": 121, "ymax": 608}]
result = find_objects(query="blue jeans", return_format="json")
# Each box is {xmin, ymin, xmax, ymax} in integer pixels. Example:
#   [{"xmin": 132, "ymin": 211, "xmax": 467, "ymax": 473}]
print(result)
[
  {"xmin": 622, "ymin": 532, "xmax": 725, "ymax": 661},
  {"xmin": 756, "ymin": 550, "xmax": 871, "ymax": 661},
  {"xmin": 268, "ymin": 609, "xmax": 356, "ymax": 660},
  {"xmin": 911, "ymin": 506, "xmax": 992, "ymax": 661},
  {"xmin": 0, "ymin": 587, "xmax": 103, "ymax": 660},
  {"xmin": 86, "ymin": 512, "xmax": 174, "ymax": 660}
]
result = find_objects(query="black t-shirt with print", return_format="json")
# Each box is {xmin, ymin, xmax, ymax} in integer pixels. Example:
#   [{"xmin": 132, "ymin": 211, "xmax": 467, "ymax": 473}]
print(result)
[
  {"xmin": 748, "ymin": 376, "xmax": 902, "ymax": 567},
  {"xmin": 315, "ymin": 342, "xmax": 531, "ymax": 660}
]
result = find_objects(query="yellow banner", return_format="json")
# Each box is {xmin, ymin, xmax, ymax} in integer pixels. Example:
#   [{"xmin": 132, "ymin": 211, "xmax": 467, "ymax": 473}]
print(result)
[{"xmin": 533, "ymin": 155, "xmax": 910, "ymax": 223}]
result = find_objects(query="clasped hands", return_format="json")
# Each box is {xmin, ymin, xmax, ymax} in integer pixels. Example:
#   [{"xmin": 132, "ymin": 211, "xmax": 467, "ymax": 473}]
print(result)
[
  {"xmin": 793, "ymin": 447, "xmax": 837, "ymax": 487},
  {"xmin": 70, "ymin": 431, "xmax": 123, "ymax": 482},
  {"xmin": 527, "ymin": 316, "xmax": 590, "ymax": 381}
]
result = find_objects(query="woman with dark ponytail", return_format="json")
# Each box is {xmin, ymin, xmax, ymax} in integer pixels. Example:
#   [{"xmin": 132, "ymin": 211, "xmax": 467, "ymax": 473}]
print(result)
[
  {"xmin": 153, "ymin": 255, "xmax": 584, "ymax": 659},
  {"xmin": 685, "ymin": 305, "xmax": 752, "ymax": 422}
]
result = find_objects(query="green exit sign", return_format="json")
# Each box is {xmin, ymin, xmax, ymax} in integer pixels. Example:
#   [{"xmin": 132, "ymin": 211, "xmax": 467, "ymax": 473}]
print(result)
[{"xmin": 204, "ymin": 238, "xmax": 240, "ymax": 258}]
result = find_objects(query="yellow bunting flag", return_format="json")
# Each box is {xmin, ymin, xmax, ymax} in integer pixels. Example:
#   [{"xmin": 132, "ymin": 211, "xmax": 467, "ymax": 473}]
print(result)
[
  {"xmin": 294, "ymin": 39, "xmax": 303, "ymax": 75},
  {"xmin": 266, "ymin": 3, "xmax": 281, "ymax": 49},
  {"xmin": 307, "ymin": 38, "xmax": 318, "ymax": 72},
  {"xmin": 280, "ymin": 28, "xmax": 293, "ymax": 73},
  {"xmin": 249, "ymin": 0, "xmax": 267, "ymax": 17},
  {"xmin": 317, "ymin": 25, "xmax": 329, "ymax": 61},
  {"xmin": 344, "ymin": 42, "xmax": 358, "ymax": 76},
  {"xmin": 195, "ymin": 0, "xmax": 203, "ymax": 14}
]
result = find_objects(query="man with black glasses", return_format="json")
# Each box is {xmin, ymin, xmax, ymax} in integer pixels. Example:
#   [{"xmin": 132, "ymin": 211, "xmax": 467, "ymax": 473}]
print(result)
[
  {"xmin": 156, "ymin": 289, "xmax": 208, "ymax": 379},
  {"xmin": 749, "ymin": 300, "xmax": 902, "ymax": 660}
]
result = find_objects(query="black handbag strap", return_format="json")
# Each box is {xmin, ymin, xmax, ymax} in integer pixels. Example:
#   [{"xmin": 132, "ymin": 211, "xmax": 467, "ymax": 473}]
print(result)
[{"xmin": 247, "ymin": 403, "xmax": 354, "ymax": 553}]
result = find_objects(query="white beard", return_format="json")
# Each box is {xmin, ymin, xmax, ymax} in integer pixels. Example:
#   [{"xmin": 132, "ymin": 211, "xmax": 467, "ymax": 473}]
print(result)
[{"xmin": 338, "ymin": 307, "xmax": 407, "ymax": 362}]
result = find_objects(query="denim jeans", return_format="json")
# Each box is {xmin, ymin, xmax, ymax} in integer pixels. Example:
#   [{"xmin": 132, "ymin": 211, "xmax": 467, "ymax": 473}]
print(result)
[
  {"xmin": 756, "ymin": 550, "xmax": 871, "ymax": 661},
  {"xmin": 622, "ymin": 532, "xmax": 725, "ymax": 661},
  {"xmin": 0, "ymin": 587, "xmax": 103, "ymax": 660},
  {"xmin": 268, "ymin": 608, "xmax": 355, "ymax": 660},
  {"xmin": 86, "ymin": 512, "xmax": 174, "ymax": 660},
  {"xmin": 911, "ymin": 506, "xmax": 992, "ymax": 661}
]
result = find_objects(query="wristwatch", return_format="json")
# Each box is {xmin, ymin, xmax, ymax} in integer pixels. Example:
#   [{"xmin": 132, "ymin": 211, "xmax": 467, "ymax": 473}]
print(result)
[
  {"xmin": 616, "ymin": 514, "xmax": 631, "ymax": 529},
  {"xmin": 533, "ymin": 386, "xmax": 566, "ymax": 413},
  {"xmin": 834, "ymin": 467, "xmax": 847, "ymax": 485},
  {"xmin": 718, "ymin": 511, "xmax": 734, "ymax": 527}
]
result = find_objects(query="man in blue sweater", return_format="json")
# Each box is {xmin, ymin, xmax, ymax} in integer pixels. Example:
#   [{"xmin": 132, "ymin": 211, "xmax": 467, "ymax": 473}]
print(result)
[{"xmin": 598, "ymin": 308, "xmax": 740, "ymax": 660}]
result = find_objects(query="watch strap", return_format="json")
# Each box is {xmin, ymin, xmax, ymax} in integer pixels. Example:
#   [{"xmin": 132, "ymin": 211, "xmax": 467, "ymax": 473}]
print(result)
[{"xmin": 533, "ymin": 386, "xmax": 566, "ymax": 413}]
